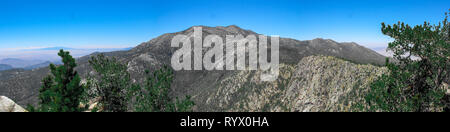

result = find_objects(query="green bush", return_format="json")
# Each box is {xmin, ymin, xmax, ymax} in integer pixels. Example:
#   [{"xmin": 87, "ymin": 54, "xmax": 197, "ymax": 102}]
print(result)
[
  {"xmin": 28, "ymin": 50, "xmax": 87, "ymax": 112},
  {"xmin": 356, "ymin": 10, "xmax": 449, "ymax": 112},
  {"xmin": 131, "ymin": 66, "xmax": 194, "ymax": 112},
  {"xmin": 86, "ymin": 54, "xmax": 132, "ymax": 112},
  {"xmin": 30, "ymin": 51, "xmax": 195, "ymax": 112}
]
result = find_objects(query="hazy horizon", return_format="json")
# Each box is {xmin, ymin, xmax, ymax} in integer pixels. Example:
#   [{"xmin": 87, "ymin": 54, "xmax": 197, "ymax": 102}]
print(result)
[{"xmin": 0, "ymin": 47, "xmax": 132, "ymax": 67}]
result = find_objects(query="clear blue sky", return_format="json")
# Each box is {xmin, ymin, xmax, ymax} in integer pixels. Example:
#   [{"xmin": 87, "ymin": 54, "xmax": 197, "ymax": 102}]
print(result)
[{"xmin": 0, "ymin": 0, "xmax": 449, "ymax": 50}]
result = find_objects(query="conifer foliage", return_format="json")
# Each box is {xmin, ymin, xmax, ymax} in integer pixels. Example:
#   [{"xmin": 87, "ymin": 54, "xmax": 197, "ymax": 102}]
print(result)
[
  {"xmin": 87, "ymin": 54, "xmax": 131, "ymax": 112},
  {"xmin": 357, "ymin": 10, "xmax": 449, "ymax": 112},
  {"xmin": 131, "ymin": 66, "xmax": 195, "ymax": 112},
  {"xmin": 28, "ymin": 50, "xmax": 87, "ymax": 112},
  {"xmin": 29, "ymin": 51, "xmax": 195, "ymax": 112}
]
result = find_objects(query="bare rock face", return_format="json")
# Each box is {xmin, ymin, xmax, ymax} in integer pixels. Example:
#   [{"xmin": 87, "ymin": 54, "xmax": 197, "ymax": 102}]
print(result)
[
  {"xmin": 206, "ymin": 56, "xmax": 387, "ymax": 112},
  {"xmin": 444, "ymin": 83, "xmax": 449, "ymax": 95},
  {"xmin": 284, "ymin": 56, "xmax": 387, "ymax": 112},
  {"xmin": 0, "ymin": 96, "xmax": 26, "ymax": 112}
]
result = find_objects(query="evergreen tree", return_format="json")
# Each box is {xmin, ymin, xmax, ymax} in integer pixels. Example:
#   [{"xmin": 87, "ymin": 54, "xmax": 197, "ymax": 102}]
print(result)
[
  {"xmin": 357, "ymin": 10, "xmax": 449, "ymax": 112},
  {"xmin": 28, "ymin": 50, "xmax": 86, "ymax": 112},
  {"xmin": 87, "ymin": 54, "xmax": 131, "ymax": 112},
  {"xmin": 131, "ymin": 66, "xmax": 194, "ymax": 112}
]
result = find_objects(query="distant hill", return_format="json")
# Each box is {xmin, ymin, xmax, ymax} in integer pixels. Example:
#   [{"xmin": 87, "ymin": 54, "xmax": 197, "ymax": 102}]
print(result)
[
  {"xmin": 0, "ymin": 58, "xmax": 46, "ymax": 68},
  {"xmin": 23, "ymin": 61, "xmax": 62, "ymax": 70},
  {"xmin": 0, "ymin": 47, "xmax": 132, "ymax": 69},
  {"xmin": 36, "ymin": 47, "xmax": 74, "ymax": 50},
  {"xmin": 0, "ymin": 64, "xmax": 13, "ymax": 71},
  {"xmin": 0, "ymin": 69, "xmax": 25, "ymax": 81},
  {"xmin": 31, "ymin": 46, "xmax": 131, "ymax": 51}
]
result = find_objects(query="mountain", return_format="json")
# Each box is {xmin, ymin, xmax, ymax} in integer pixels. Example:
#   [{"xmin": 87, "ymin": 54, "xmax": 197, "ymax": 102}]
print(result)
[
  {"xmin": 0, "ymin": 25, "xmax": 389, "ymax": 111},
  {"xmin": 36, "ymin": 47, "xmax": 74, "ymax": 50},
  {"xmin": 23, "ymin": 46, "xmax": 133, "ymax": 51},
  {"xmin": 23, "ymin": 61, "xmax": 63, "ymax": 70},
  {"xmin": 0, "ymin": 64, "xmax": 13, "ymax": 71},
  {"xmin": 0, "ymin": 47, "xmax": 133, "ymax": 67},
  {"xmin": 0, "ymin": 58, "xmax": 46, "ymax": 68},
  {"xmin": 0, "ymin": 69, "xmax": 26, "ymax": 81}
]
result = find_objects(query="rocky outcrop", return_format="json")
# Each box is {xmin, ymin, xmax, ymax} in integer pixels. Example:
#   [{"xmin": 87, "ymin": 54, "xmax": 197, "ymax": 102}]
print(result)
[
  {"xmin": 206, "ymin": 56, "xmax": 387, "ymax": 112},
  {"xmin": 283, "ymin": 56, "xmax": 386, "ymax": 112},
  {"xmin": 0, "ymin": 96, "xmax": 26, "ymax": 112}
]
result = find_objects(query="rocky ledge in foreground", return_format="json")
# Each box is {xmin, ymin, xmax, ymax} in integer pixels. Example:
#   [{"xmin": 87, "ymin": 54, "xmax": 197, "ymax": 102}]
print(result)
[{"xmin": 0, "ymin": 96, "xmax": 26, "ymax": 112}]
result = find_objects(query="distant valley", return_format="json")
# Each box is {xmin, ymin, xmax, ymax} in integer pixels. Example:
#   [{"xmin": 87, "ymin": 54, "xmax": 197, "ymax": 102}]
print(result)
[
  {"xmin": 0, "ymin": 47, "xmax": 132, "ymax": 71},
  {"xmin": 0, "ymin": 64, "xmax": 13, "ymax": 71}
]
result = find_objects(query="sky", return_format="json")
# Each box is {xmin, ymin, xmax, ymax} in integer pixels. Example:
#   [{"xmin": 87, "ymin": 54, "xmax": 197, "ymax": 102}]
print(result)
[{"xmin": 0, "ymin": 0, "xmax": 449, "ymax": 50}]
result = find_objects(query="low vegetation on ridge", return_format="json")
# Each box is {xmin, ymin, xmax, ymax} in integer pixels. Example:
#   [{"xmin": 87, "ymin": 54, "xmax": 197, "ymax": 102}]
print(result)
[{"xmin": 28, "ymin": 50, "xmax": 194, "ymax": 112}]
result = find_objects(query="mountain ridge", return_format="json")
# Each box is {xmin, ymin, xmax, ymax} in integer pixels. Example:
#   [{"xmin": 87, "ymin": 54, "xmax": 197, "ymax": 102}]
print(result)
[{"xmin": 0, "ymin": 64, "xmax": 13, "ymax": 71}]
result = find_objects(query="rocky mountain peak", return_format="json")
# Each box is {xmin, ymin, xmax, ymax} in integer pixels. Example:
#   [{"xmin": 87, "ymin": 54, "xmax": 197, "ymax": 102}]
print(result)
[{"xmin": 180, "ymin": 25, "xmax": 257, "ymax": 36}]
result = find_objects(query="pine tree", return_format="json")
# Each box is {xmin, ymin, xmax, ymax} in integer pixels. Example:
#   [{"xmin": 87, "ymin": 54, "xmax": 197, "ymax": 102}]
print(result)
[
  {"xmin": 86, "ymin": 54, "xmax": 131, "ymax": 112},
  {"xmin": 28, "ymin": 50, "xmax": 86, "ymax": 112},
  {"xmin": 357, "ymin": 10, "xmax": 449, "ymax": 112},
  {"xmin": 131, "ymin": 66, "xmax": 195, "ymax": 112}
]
